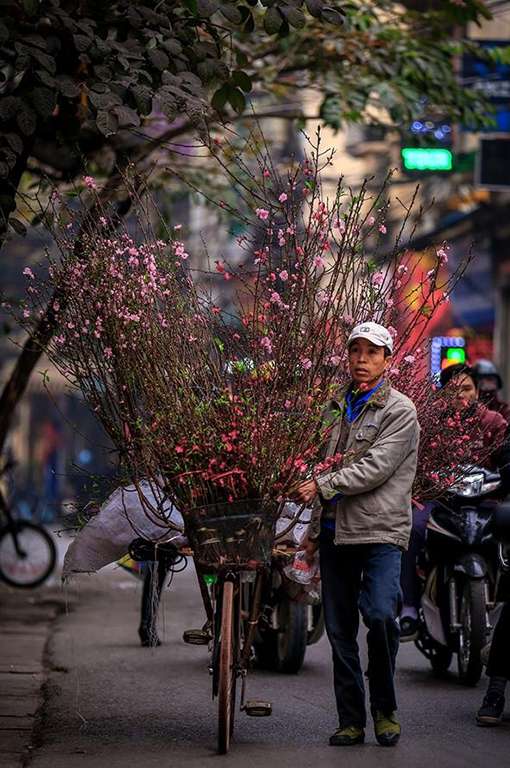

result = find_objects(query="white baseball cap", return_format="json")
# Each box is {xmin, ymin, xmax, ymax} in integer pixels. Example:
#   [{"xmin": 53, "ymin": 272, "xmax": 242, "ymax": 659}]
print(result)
[{"xmin": 347, "ymin": 321, "xmax": 394, "ymax": 354}]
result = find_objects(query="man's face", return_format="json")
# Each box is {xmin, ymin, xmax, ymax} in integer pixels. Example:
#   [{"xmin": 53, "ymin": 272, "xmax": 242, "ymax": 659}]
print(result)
[
  {"xmin": 348, "ymin": 338, "xmax": 389, "ymax": 386},
  {"xmin": 449, "ymin": 373, "xmax": 478, "ymax": 409}
]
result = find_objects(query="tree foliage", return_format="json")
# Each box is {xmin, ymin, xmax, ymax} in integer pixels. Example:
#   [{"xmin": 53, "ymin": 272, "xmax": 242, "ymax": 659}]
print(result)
[{"xmin": 0, "ymin": 1, "xmax": 496, "ymax": 202}]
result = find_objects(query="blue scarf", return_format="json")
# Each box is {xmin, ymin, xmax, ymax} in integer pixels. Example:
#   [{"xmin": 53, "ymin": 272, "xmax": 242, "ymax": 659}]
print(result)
[{"xmin": 344, "ymin": 379, "xmax": 384, "ymax": 423}]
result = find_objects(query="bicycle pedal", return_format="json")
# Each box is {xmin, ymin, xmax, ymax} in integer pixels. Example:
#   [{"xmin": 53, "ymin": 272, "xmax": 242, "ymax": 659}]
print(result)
[
  {"xmin": 244, "ymin": 700, "xmax": 272, "ymax": 717},
  {"xmin": 182, "ymin": 629, "xmax": 211, "ymax": 645}
]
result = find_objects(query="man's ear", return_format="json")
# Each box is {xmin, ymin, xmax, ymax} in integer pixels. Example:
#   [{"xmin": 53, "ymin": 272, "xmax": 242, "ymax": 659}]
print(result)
[{"xmin": 384, "ymin": 355, "xmax": 393, "ymax": 373}]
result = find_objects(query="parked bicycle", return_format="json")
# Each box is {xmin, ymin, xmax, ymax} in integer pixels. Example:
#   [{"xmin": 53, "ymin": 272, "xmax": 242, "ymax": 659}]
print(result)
[{"xmin": 0, "ymin": 460, "xmax": 57, "ymax": 588}]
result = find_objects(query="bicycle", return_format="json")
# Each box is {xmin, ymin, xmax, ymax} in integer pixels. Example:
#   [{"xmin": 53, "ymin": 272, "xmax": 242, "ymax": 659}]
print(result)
[{"xmin": 0, "ymin": 461, "xmax": 57, "ymax": 588}]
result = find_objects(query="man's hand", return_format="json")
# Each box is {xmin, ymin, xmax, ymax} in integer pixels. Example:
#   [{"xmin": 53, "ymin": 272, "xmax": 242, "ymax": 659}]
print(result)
[{"xmin": 289, "ymin": 478, "xmax": 318, "ymax": 504}]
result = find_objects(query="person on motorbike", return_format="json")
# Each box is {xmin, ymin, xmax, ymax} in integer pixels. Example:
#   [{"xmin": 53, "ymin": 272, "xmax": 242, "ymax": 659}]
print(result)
[
  {"xmin": 400, "ymin": 364, "xmax": 510, "ymax": 642},
  {"xmin": 291, "ymin": 321, "xmax": 420, "ymax": 748},
  {"xmin": 472, "ymin": 359, "xmax": 510, "ymax": 424}
]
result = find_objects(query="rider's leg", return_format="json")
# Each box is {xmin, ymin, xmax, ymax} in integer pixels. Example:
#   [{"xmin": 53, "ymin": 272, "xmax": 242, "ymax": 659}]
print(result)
[{"xmin": 477, "ymin": 602, "xmax": 510, "ymax": 725}]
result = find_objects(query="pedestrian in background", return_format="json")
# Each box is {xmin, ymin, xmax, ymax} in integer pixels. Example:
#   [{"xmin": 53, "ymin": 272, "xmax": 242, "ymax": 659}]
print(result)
[{"xmin": 291, "ymin": 321, "xmax": 419, "ymax": 748}]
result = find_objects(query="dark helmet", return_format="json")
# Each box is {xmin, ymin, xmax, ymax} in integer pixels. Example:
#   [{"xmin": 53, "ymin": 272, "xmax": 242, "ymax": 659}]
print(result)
[{"xmin": 472, "ymin": 359, "xmax": 503, "ymax": 389}]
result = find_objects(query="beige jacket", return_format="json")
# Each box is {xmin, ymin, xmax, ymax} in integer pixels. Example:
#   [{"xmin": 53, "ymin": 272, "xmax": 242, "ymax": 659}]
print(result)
[{"xmin": 313, "ymin": 380, "xmax": 420, "ymax": 550}]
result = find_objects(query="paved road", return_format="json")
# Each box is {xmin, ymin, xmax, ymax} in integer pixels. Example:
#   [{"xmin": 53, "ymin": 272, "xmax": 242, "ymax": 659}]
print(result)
[{"xmin": 29, "ymin": 563, "xmax": 509, "ymax": 768}]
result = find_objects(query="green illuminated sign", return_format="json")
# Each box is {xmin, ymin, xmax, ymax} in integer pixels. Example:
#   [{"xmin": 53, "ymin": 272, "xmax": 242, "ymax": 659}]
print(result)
[
  {"xmin": 446, "ymin": 347, "xmax": 466, "ymax": 364},
  {"xmin": 401, "ymin": 147, "xmax": 453, "ymax": 172}
]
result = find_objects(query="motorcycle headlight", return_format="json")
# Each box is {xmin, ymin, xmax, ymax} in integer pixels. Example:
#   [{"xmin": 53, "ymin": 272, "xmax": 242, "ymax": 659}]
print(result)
[{"xmin": 449, "ymin": 473, "xmax": 484, "ymax": 497}]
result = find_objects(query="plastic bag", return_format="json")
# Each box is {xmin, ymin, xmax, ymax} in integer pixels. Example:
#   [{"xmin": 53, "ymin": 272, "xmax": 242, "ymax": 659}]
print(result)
[{"xmin": 283, "ymin": 549, "xmax": 319, "ymax": 584}]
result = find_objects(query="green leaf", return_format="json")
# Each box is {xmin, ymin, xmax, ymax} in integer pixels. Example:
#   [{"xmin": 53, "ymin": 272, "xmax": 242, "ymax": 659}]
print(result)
[
  {"xmin": 280, "ymin": 6, "xmax": 306, "ymax": 28},
  {"xmin": 264, "ymin": 7, "xmax": 283, "ymax": 35},
  {"xmin": 96, "ymin": 110, "xmax": 119, "ymax": 136},
  {"xmin": 227, "ymin": 85, "xmax": 245, "ymax": 113},
  {"xmin": 113, "ymin": 104, "xmax": 141, "ymax": 127},
  {"xmin": 5, "ymin": 133, "xmax": 23, "ymax": 155},
  {"xmin": 231, "ymin": 70, "xmax": 252, "ymax": 93},
  {"xmin": 211, "ymin": 83, "xmax": 229, "ymax": 111},
  {"xmin": 16, "ymin": 106, "xmax": 37, "ymax": 136},
  {"xmin": 148, "ymin": 48, "xmax": 170, "ymax": 71},
  {"xmin": 220, "ymin": 4, "xmax": 243, "ymax": 24}
]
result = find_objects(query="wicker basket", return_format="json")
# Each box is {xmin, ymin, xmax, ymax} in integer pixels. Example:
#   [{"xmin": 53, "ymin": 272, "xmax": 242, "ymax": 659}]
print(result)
[{"xmin": 186, "ymin": 499, "xmax": 278, "ymax": 569}]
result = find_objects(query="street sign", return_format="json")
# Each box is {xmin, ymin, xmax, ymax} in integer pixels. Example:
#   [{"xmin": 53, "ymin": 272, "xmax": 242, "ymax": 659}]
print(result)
[
  {"xmin": 476, "ymin": 136, "xmax": 510, "ymax": 190},
  {"xmin": 401, "ymin": 147, "xmax": 453, "ymax": 172},
  {"xmin": 431, "ymin": 336, "xmax": 466, "ymax": 377}
]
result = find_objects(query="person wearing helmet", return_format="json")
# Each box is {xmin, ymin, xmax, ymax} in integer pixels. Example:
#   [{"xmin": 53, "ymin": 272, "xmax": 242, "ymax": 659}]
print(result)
[
  {"xmin": 400, "ymin": 364, "xmax": 510, "ymax": 642},
  {"xmin": 291, "ymin": 321, "xmax": 420, "ymax": 748},
  {"xmin": 472, "ymin": 359, "xmax": 510, "ymax": 424}
]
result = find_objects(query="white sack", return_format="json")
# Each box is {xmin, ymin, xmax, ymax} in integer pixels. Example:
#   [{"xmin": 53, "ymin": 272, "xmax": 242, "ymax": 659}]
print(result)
[{"xmin": 63, "ymin": 482, "xmax": 185, "ymax": 577}]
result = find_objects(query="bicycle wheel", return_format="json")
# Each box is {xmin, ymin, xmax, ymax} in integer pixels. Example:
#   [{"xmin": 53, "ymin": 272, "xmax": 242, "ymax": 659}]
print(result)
[
  {"xmin": 217, "ymin": 580, "xmax": 236, "ymax": 754},
  {"xmin": 0, "ymin": 522, "xmax": 56, "ymax": 588}
]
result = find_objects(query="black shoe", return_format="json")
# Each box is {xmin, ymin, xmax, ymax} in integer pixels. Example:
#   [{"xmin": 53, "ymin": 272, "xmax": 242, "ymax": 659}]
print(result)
[
  {"xmin": 400, "ymin": 616, "xmax": 418, "ymax": 642},
  {"xmin": 139, "ymin": 627, "xmax": 161, "ymax": 647},
  {"xmin": 477, "ymin": 693, "xmax": 505, "ymax": 726},
  {"xmin": 329, "ymin": 725, "xmax": 365, "ymax": 746}
]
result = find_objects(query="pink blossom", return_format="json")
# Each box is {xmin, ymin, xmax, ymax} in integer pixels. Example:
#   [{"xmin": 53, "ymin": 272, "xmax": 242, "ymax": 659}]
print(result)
[
  {"xmin": 329, "ymin": 355, "xmax": 341, "ymax": 366},
  {"xmin": 335, "ymin": 218, "xmax": 346, "ymax": 234},
  {"xmin": 404, "ymin": 355, "xmax": 415, "ymax": 364},
  {"xmin": 174, "ymin": 224, "xmax": 182, "ymax": 231},
  {"xmin": 55, "ymin": 335, "xmax": 65, "ymax": 345},
  {"xmin": 371, "ymin": 271, "xmax": 385, "ymax": 287},
  {"xmin": 378, "ymin": 224, "xmax": 387, "ymax": 234},
  {"xmin": 23, "ymin": 267, "xmax": 35, "ymax": 279},
  {"xmin": 342, "ymin": 313, "xmax": 354, "ymax": 325},
  {"xmin": 301, "ymin": 357, "xmax": 312, "ymax": 370},
  {"xmin": 436, "ymin": 246, "xmax": 449, "ymax": 264},
  {"xmin": 397, "ymin": 264, "xmax": 408, "ymax": 275},
  {"xmin": 279, "ymin": 270, "xmax": 289, "ymax": 281},
  {"xmin": 388, "ymin": 326, "xmax": 398, "ymax": 339},
  {"xmin": 23, "ymin": 308, "xmax": 30, "ymax": 318},
  {"xmin": 83, "ymin": 176, "xmax": 97, "ymax": 190},
  {"xmin": 260, "ymin": 336, "xmax": 273, "ymax": 354},
  {"xmin": 270, "ymin": 291, "xmax": 281, "ymax": 304},
  {"xmin": 278, "ymin": 192, "xmax": 288, "ymax": 203},
  {"xmin": 385, "ymin": 297, "xmax": 394, "ymax": 308},
  {"xmin": 223, "ymin": 272, "xmax": 232, "ymax": 281},
  {"xmin": 104, "ymin": 347, "xmax": 113, "ymax": 358},
  {"xmin": 314, "ymin": 255, "xmax": 325, "ymax": 269},
  {"xmin": 255, "ymin": 208, "xmax": 270, "ymax": 221},
  {"xmin": 367, "ymin": 216, "xmax": 375, "ymax": 226},
  {"xmin": 215, "ymin": 260, "xmax": 226, "ymax": 273},
  {"xmin": 284, "ymin": 399, "xmax": 292, "ymax": 409},
  {"xmin": 263, "ymin": 168, "xmax": 271, "ymax": 178}
]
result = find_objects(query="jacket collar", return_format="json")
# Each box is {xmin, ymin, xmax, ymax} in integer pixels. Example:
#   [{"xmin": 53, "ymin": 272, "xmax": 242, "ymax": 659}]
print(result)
[{"xmin": 331, "ymin": 378, "xmax": 391, "ymax": 411}]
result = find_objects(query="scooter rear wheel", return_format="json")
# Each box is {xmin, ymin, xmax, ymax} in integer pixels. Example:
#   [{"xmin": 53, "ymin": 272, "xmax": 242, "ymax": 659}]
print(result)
[{"xmin": 457, "ymin": 578, "xmax": 486, "ymax": 686}]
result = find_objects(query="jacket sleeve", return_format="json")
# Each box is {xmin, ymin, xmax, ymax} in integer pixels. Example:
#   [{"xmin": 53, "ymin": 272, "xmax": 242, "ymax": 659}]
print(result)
[{"xmin": 316, "ymin": 405, "xmax": 419, "ymax": 499}]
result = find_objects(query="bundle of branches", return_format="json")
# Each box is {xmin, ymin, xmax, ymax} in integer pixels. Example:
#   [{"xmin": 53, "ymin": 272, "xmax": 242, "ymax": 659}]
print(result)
[{"xmin": 16, "ymin": 133, "xmax": 499, "ymax": 530}]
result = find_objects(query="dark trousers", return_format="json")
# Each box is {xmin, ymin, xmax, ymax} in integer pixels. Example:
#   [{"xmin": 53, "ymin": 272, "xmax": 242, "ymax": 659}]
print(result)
[
  {"xmin": 320, "ymin": 529, "xmax": 403, "ymax": 728},
  {"xmin": 487, "ymin": 602, "xmax": 510, "ymax": 680}
]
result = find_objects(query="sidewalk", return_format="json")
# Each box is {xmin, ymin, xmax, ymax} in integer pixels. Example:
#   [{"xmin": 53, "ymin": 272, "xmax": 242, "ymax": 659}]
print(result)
[{"xmin": 0, "ymin": 586, "xmax": 65, "ymax": 767}]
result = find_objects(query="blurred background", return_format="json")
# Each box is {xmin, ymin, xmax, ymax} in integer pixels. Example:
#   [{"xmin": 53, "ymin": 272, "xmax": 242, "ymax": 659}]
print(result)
[{"xmin": 2, "ymin": 1, "xmax": 510, "ymax": 522}]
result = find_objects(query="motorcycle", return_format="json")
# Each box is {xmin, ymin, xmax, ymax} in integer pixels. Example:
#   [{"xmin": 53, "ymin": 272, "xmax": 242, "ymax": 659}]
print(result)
[{"xmin": 414, "ymin": 466, "xmax": 502, "ymax": 685}]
